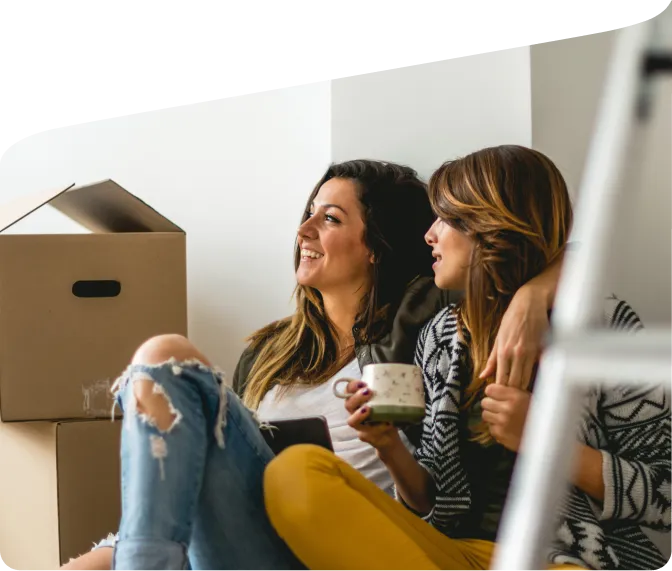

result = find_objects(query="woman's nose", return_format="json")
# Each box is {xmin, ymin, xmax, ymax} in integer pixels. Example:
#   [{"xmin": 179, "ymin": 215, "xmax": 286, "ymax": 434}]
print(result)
[
  {"xmin": 425, "ymin": 219, "xmax": 439, "ymax": 245},
  {"xmin": 298, "ymin": 217, "xmax": 317, "ymax": 239}
]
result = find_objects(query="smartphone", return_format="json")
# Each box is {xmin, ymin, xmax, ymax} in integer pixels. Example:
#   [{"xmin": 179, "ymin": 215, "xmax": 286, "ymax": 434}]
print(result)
[{"xmin": 260, "ymin": 416, "xmax": 334, "ymax": 455}]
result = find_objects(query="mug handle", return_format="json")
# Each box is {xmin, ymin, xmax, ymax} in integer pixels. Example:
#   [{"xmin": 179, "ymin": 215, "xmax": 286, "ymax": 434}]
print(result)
[{"xmin": 332, "ymin": 378, "xmax": 353, "ymax": 399}]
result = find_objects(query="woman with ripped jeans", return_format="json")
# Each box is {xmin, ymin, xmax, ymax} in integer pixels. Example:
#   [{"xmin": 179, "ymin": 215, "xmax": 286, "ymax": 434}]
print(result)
[{"xmin": 63, "ymin": 160, "xmax": 562, "ymax": 570}]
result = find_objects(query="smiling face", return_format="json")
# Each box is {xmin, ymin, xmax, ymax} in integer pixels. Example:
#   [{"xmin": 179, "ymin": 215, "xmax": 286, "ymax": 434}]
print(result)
[
  {"xmin": 296, "ymin": 177, "xmax": 373, "ymax": 296},
  {"xmin": 424, "ymin": 217, "xmax": 474, "ymax": 290}
]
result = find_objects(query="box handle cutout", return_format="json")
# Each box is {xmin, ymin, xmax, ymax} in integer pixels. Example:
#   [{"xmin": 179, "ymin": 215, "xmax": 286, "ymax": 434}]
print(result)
[{"xmin": 72, "ymin": 280, "xmax": 121, "ymax": 298}]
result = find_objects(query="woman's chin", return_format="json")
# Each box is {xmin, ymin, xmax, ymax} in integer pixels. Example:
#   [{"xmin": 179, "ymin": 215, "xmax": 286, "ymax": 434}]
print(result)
[
  {"xmin": 434, "ymin": 273, "xmax": 458, "ymax": 291},
  {"xmin": 296, "ymin": 270, "xmax": 317, "ymax": 288}
]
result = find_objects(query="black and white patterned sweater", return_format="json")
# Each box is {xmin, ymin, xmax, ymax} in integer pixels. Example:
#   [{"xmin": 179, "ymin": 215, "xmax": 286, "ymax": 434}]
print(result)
[{"xmin": 411, "ymin": 296, "xmax": 670, "ymax": 570}]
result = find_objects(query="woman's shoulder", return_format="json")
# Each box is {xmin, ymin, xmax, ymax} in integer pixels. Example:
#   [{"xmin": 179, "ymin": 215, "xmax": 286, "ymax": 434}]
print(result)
[
  {"xmin": 425, "ymin": 302, "xmax": 459, "ymax": 330},
  {"xmin": 417, "ymin": 303, "xmax": 461, "ymax": 351}
]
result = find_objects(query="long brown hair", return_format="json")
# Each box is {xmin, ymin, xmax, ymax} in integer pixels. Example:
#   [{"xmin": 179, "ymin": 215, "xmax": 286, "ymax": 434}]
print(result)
[
  {"xmin": 242, "ymin": 160, "xmax": 435, "ymax": 408},
  {"xmin": 428, "ymin": 145, "xmax": 573, "ymax": 442}
]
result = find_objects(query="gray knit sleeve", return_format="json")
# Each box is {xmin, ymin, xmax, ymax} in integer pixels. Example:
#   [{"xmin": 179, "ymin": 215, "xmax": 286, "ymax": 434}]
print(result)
[{"xmin": 597, "ymin": 296, "xmax": 671, "ymax": 529}]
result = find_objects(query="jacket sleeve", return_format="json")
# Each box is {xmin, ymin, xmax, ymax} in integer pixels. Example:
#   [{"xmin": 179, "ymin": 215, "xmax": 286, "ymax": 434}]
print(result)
[
  {"xmin": 410, "ymin": 309, "xmax": 472, "ymax": 532},
  {"xmin": 597, "ymin": 296, "xmax": 671, "ymax": 530},
  {"xmin": 231, "ymin": 344, "xmax": 256, "ymax": 397}
]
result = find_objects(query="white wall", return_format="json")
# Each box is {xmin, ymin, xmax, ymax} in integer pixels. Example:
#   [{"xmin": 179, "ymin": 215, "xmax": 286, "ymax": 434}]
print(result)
[
  {"xmin": 0, "ymin": 84, "xmax": 332, "ymax": 376},
  {"xmin": 0, "ymin": 52, "xmax": 534, "ymax": 378},
  {"xmin": 331, "ymin": 48, "xmax": 532, "ymax": 179},
  {"xmin": 531, "ymin": 26, "xmax": 671, "ymax": 326}
]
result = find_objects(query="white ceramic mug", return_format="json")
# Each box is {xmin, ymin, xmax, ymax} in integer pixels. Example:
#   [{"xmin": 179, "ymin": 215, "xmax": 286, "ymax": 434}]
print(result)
[{"xmin": 332, "ymin": 363, "xmax": 425, "ymax": 424}]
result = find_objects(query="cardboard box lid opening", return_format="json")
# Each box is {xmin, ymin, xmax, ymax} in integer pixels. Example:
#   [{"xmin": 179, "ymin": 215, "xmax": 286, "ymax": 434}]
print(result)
[
  {"xmin": 0, "ymin": 178, "xmax": 188, "ymax": 421},
  {"xmin": 0, "ymin": 180, "xmax": 184, "ymax": 235}
]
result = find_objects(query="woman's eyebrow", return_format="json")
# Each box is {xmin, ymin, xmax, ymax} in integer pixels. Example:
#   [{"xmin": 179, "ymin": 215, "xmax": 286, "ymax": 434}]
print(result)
[{"xmin": 311, "ymin": 202, "xmax": 348, "ymax": 216}]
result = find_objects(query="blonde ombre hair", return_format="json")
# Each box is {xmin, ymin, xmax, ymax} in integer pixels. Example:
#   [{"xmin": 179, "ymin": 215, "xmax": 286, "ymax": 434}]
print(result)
[{"xmin": 428, "ymin": 145, "xmax": 573, "ymax": 443}]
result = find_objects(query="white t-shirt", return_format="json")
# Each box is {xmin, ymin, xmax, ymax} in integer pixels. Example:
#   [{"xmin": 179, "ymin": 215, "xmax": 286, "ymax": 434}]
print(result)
[{"xmin": 257, "ymin": 359, "xmax": 411, "ymax": 496}]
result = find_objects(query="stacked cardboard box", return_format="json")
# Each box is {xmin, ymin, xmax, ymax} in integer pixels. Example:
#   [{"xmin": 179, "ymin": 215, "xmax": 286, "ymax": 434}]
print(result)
[{"xmin": 0, "ymin": 181, "xmax": 188, "ymax": 569}]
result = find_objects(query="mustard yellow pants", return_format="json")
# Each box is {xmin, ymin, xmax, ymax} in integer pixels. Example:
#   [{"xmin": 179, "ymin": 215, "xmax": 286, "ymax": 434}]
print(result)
[{"xmin": 264, "ymin": 445, "xmax": 584, "ymax": 570}]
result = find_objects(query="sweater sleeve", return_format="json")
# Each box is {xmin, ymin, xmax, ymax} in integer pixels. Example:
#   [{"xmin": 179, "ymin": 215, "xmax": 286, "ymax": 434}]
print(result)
[
  {"xmin": 411, "ymin": 309, "xmax": 472, "ymax": 532},
  {"xmin": 597, "ymin": 296, "xmax": 671, "ymax": 530}
]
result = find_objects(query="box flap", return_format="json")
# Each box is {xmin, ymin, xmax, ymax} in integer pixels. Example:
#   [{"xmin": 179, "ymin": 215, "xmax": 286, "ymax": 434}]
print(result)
[
  {"xmin": 51, "ymin": 179, "xmax": 184, "ymax": 233},
  {"xmin": 0, "ymin": 184, "xmax": 75, "ymax": 233}
]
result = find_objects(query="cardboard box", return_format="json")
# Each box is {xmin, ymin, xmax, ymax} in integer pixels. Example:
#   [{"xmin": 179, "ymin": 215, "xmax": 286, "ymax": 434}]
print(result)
[
  {"xmin": 0, "ymin": 419, "xmax": 122, "ymax": 569},
  {"xmin": 0, "ymin": 180, "xmax": 187, "ymax": 421}
]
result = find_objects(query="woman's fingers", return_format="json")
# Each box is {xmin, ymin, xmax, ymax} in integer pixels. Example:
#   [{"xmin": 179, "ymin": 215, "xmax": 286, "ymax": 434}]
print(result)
[
  {"xmin": 507, "ymin": 348, "xmax": 525, "ymax": 388},
  {"xmin": 481, "ymin": 396, "xmax": 507, "ymax": 413},
  {"xmin": 347, "ymin": 408, "xmax": 395, "ymax": 447},
  {"xmin": 495, "ymin": 347, "xmax": 512, "ymax": 386},
  {"xmin": 347, "ymin": 404, "xmax": 372, "ymax": 430},
  {"xmin": 344, "ymin": 378, "xmax": 366, "ymax": 395},
  {"xmin": 345, "ymin": 387, "xmax": 373, "ymax": 414},
  {"xmin": 519, "ymin": 356, "xmax": 536, "ymax": 391},
  {"xmin": 480, "ymin": 340, "xmax": 498, "ymax": 379}
]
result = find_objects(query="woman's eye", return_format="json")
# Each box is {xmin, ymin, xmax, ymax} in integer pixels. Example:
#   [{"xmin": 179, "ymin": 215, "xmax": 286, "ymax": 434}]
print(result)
[
  {"xmin": 305, "ymin": 210, "xmax": 340, "ymax": 223},
  {"xmin": 443, "ymin": 217, "xmax": 463, "ymax": 231}
]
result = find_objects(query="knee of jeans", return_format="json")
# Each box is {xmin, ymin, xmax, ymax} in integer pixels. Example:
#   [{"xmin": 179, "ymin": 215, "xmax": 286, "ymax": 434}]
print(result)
[
  {"xmin": 132, "ymin": 334, "xmax": 212, "ymax": 368},
  {"xmin": 264, "ymin": 444, "xmax": 337, "ymax": 529},
  {"xmin": 130, "ymin": 376, "xmax": 183, "ymax": 432},
  {"xmin": 126, "ymin": 337, "xmax": 191, "ymax": 432}
]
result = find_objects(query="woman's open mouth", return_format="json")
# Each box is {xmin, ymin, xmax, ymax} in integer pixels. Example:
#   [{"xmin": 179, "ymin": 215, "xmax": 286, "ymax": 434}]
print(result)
[{"xmin": 300, "ymin": 248, "xmax": 324, "ymax": 262}]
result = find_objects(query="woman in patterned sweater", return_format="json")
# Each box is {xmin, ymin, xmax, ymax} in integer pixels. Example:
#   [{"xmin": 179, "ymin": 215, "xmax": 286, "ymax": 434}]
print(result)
[{"xmin": 263, "ymin": 145, "xmax": 671, "ymax": 570}]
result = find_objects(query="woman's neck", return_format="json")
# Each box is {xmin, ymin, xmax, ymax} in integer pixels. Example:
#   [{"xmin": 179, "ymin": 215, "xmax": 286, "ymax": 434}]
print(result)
[{"xmin": 321, "ymin": 291, "xmax": 361, "ymax": 351}]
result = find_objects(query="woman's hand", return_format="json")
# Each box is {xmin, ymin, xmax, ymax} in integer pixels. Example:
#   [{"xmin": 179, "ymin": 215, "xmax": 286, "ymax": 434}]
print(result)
[
  {"xmin": 480, "ymin": 255, "xmax": 563, "ymax": 389},
  {"xmin": 342, "ymin": 379, "xmax": 403, "ymax": 458},
  {"xmin": 480, "ymin": 286, "xmax": 549, "ymax": 389},
  {"xmin": 480, "ymin": 384, "xmax": 531, "ymax": 452}
]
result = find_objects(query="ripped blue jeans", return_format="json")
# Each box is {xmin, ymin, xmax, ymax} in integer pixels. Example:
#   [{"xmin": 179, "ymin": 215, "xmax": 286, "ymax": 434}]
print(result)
[{"xmin": 99, "ymin": 359, "xmax": 303, "ymax": 570}]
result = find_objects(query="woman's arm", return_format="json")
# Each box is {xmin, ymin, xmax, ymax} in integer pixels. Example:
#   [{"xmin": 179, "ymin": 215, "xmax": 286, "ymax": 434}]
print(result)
[
  {"xmin": 594, "ymin": 381, "xmax": 670, "ymax": 529},
  {"xmin": 346, "ymin": 307, "xmax": 471, "ymax": 529},
  {"xmin": 481, "ymin": 254, "xmax": 564, "ymax": 388},
  {"xmin": 597, "ymin": 296, "xmax": 670, "ymax": 528},
  {"xmin": 522, "ymin": 251, "xmax": 564, "ymax": 308},
  {"xmin": 346, "ymin": 312, "xmax": 473, "ymax": 522},
  {"xmin": 377, "ymin": 438, "xmax": 435, "ymax": 513},
  {"xmin": 341, "ymin": 382, "xmax": 435, "ymax": 513},
  {"xmin": 572, "ymin": 444, "xmax": 605, "ymax": 502},
  {"xmin": 403, "ymin": 313, "xmax": 473, "ymax": 524}
]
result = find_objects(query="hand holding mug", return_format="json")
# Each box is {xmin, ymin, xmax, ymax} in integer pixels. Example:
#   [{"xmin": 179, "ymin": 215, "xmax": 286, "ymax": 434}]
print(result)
[
  {"xmin": 333, "ymin": 363, "xmax": 425, "ymax": 424},
  {"xmin": 336, "ymin": 378, "xmax": 402, "ymax": 455}
]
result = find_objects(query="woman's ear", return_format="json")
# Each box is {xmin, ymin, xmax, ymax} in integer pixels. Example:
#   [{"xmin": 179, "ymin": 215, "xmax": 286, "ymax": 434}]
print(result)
[{"xmin": 369, "ymin": 252, "xmax": 375, "ymax": 264}]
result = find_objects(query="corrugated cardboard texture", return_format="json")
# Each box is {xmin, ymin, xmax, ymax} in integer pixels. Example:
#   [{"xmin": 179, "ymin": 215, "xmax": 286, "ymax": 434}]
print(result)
[
  {"xmin": 0, "ymin": 233, "xmax": 187, "ymax": 420},
  {"xmin": 0, "ymin": 420, "xmax": 121, "ymax": 569}
]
